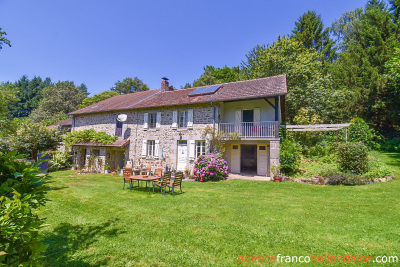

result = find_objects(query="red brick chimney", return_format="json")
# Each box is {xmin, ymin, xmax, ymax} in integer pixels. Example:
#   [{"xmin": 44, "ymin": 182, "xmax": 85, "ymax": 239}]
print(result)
[{"xmin": 161, "ymin": 77, "xmax": 173, "ymax": 91}]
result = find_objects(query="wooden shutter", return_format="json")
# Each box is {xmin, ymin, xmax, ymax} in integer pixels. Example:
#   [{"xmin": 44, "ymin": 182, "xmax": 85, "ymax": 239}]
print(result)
[
  {"xmin": 154, "ymin": 140, "xmax": 160, "ymax": 159},
  {"xmin": 235, "ymin": 109, "xmax": 242, "ymax": 133},
  {"xmin": 143, "ymin": 113, "xmax": 148, "ymax": 130},
  {"xmin": 188, "ymin": 109, "xmax": 193, "ymax": 129},
  {"xmin": 189, "ymin": 140, "xmax": 195, "ymax": 160},
  {"xmin": 156, "ymin": 112, "xmax": 161, "ymax": 130},
  {"xmin": 235, "ymin": 109, "xmax": 242, "ymax": 123},
  {"xmin": 141, "ymin": 140, "xmax": 147, "ymax": 158},
  {"xmin": 254, "ymin": 108, "xmax": 261, "ymax": 125},
  {"xmin": 172, "ymin": 110, "xmax": 178, "ymax": 129}
]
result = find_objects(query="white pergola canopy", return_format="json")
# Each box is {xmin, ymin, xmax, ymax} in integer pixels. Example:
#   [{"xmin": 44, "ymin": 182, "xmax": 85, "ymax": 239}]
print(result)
[
  {"xmin": 282, "ymin": 123, "xmax": 351, "ymax": 132},
  {"xmin": 281, "ymin": 123, "xmax": 351, "ymax": 141}
]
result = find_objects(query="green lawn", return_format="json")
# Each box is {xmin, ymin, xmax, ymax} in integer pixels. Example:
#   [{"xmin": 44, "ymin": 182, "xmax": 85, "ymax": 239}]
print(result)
[{"xmin": 42, "ymin": 151, "xmax": 400, "ymax": 266}]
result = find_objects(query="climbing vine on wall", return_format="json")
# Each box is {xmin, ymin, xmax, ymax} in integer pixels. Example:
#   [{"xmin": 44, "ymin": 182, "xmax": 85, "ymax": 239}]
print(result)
[{"xmin": 64, "ymin": 129, "xmax": 117, "ymax": 148}]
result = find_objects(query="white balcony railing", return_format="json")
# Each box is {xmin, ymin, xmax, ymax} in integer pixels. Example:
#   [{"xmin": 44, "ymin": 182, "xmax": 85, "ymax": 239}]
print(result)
[{"xmin": 218, "ymin": 121, "xmax": 278, "ymax": 138}]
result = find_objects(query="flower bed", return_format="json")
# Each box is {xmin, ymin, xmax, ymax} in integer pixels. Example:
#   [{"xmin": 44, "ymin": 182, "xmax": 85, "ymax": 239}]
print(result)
[
  {"xmin": 281, "ymin": 175, "xmax": 394, "ymax": 185},
  {"xmin": 193, "ymin": 153, "xmax": 229, "ymax": 182}
]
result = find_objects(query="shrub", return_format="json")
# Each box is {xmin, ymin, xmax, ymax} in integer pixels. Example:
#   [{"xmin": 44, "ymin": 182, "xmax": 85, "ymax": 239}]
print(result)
[
  {"xmin": 337, "ymin": 142, "xmax": 369, "ymax": 174},
  {"xmin": 280, "ymin": 139, "xmax": 301, "ymax": 175},
  {"xmin": 49, "ymin": 151, "xmax": 72, "ymax": 171},
  {"xmin": 193, "ymin": 153, "xmax": 228, "ymax": 182},
  {"xmin": 6, "ymin": 120, "xmax": 62, "ymax": 161},
  {"xmin": 363, "ymin": 166, "xmax": 394, "ymax": 179},
  {"xmin": 325, "ymin": 171, "xmax": 366, "ymax": 185},
  {"xmin": 381, "ymin": 137, "xmax": 400, "ymax": 152},
  {"xmin": 348, "ymin": 118, "xmax": 381, "ymax": 149},
  {"xmin": 0, "ymin": 151, "xmax": 48, "ymax": 265},
  {"xmin": 307, "ymin": 141, "xmax": 335, "ymax": 158}
]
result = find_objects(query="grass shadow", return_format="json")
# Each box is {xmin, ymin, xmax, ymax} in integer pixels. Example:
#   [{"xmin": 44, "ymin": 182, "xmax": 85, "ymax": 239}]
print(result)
[
  {"xmin": 382, "ymin": 151, "xmax": 400, "ymax": 161},
  {"xmin": 379, "ymin": 152, "xmax": 400, "ymax": 177},
  {"xmin": 43, "ymin": 219, "xmax": 125, "ymax": 266},
  {"xmin": 43, "ymin": 180, "xmax": 69, "ymax": 191},
  {"xmin": 48, "ymin": 185, "xmax": 69, "ymax": 191}
]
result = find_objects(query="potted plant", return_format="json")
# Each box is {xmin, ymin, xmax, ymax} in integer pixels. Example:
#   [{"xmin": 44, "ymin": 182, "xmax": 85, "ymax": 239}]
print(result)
[
  {"xmin": 184, "ymin": 168, "xmax": 190, "ymax": 178},
  {"xmin": 104, "ymin": 164, "xmax": 110, "ymax": 174},
  {"xmin": 271, "ymin": 164, "xmax": 282, "ymax": 182},
  {"xmin": 116, "ymin": 165, "xmax": 123, "ymax": 176}
]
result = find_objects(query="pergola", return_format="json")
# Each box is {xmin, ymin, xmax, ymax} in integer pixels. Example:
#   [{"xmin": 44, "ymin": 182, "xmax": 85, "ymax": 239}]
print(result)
[{"xmin": 281, "ymin": 123, "xmax": 351, "ymax": 141}]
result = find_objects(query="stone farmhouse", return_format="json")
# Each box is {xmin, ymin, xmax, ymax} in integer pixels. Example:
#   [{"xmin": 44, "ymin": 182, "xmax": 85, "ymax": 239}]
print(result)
[{"xmin": 69, "ymin": 75, "xmax": 287, "ymax": 177}]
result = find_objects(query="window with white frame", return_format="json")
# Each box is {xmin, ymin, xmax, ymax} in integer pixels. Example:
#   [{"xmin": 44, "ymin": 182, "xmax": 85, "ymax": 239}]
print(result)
[
  {"xmin": 196, "ymin": 141, "xmax": 206, "ymax": 158},
  {"xmin": 179, "ymin": 110, "xmax": 188, "ymax": 128},
  {"xmin": 149, "ymin": 113, "xmax": 157, "ymax": 129},
  {"xmin": 147, "ymin": 140, "xmax": 156, "ymax": 157}
]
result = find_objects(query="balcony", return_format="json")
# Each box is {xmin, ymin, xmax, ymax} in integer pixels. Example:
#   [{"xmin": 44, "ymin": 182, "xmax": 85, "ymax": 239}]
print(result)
[{"xmin": 218, "ymin": 121, "xmax": 279, "ymax": 139}]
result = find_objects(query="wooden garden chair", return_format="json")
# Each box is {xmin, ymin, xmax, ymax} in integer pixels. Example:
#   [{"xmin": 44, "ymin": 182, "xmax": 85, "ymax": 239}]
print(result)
[
  {"xmin": 153, "ymin": 168, "xmax": 163, "ymax": 181},
  {"xmin": 141, "ymin": 165, "xmax": 152, "ymax": 176},
  {"xmin": 153, "ymin": 171, "xmax": 171, "ymax": 195},
  {"xmin": 165, "ymin": 172, "xmax": 184, "ymax": 196},
  {"xmin": 123, "ymin": 168, "xmax": 134, "ymax": 190}
]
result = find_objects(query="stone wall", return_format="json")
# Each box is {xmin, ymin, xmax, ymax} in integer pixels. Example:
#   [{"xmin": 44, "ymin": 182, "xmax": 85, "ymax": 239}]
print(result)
[
  {"xmin": 269, "ymin": 140, "xmax": 280, "ymax": 168},
  {"xmin": 74, "ymin": 112, "xmax": 117, "ymax": 136},
  {"xmin": 73, "ymin": 102, "xmax": 220, "ymax": 171},
  {"xmin": 72, "ymin": 101, "xmax": 279, "ymax": 173}
]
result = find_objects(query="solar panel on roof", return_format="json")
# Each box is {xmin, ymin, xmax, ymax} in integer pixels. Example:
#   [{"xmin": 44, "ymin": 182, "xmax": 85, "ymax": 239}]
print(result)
[
  {"xmin": 202, "ymin": 85, "xmax": 221, "ymax": 94},
  {"xmin": 89, "ymin": 104, "xmax": 101, "ymax": 109},
  {"xmin": 188, "ymin": 87, "xmax": 208, "ymax": 96},
  {"xmin": 188, "ymin": 85, "xmax": 221, "ymax": 96}
]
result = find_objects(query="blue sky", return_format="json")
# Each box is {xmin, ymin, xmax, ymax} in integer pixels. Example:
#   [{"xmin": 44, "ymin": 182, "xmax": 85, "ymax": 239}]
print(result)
[{"xmin": 1, "ymin": 0, "xmax": 368, "ymax": 95}]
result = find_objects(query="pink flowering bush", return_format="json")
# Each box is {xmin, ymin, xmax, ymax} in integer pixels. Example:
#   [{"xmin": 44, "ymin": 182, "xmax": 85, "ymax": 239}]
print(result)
[{"xmin": 193, "ymin": 153, "xmax": 229, "ymax": 182}]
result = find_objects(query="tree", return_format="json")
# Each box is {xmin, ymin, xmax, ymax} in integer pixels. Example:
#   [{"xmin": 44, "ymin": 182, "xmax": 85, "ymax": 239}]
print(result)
[
  {"xmin": 0, "ymin": 27, "xmax": 11, "ymax": 50},
  {"xmin": 329, "ymin": 0, "xmax": 398, "ymax": 130},
  {"xmin": 0, "ymin": 83, "xmax": 18, "ymax": 121},
  {"xmin": 78, "ymin": 83, "xmax": 89, "ymax": 96},
  {"xmin": 330, "ymin": 8, "xmax": 363, "ymax": 52},
  {"xmin": 186, "ymin": 65, "xmax": 240, "ymax": 88},
  {"xmin": 7, "ymin": 120, "xmax": 61, "ymax": 160},
  {"xmin": 11, "ymin": 75, "xmax": 52, "ymax": 118},
  {"xmin": 0, "ymin": 83, "xmax": 19, "ymax": 138},
  {"xmin": 110, "ymin": 77, "xmax": 149, "ymax": 94},
  {"xmin": 182, "ymin": 82, "xmax": 192, "ymax": 89},
  {"xmin": 384, "ymin": 47, "xmax": 400, "ymax": 129},
  {"xmin": 292, "ymin": 10, "xmax": 336, "ymax": 62},
  {"xmin": 78, "ymin": 91, "xmax": 118, "ymax": 108},
  {"xmin": 29, "ymin": 81, "xmax": 87, "ymax": 123},
  {"xmin": 390, "ymin": 0, "xmax": 400, "ymax": 38},
  {"xmin": 241, "ymin": 36, "xmax": 345, "ymax": 122}
]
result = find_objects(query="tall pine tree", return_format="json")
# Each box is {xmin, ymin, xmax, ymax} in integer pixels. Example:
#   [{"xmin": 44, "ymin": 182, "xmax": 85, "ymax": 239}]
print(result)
[{"xmin": 292, "ymin": 10, "xmax": 336, "ymax": 63}]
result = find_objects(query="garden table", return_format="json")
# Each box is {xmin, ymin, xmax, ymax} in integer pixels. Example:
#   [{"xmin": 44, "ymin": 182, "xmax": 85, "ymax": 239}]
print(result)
[{"xmin": 130, "ymin": 175, "xmax": 158, "ymax": 193}]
